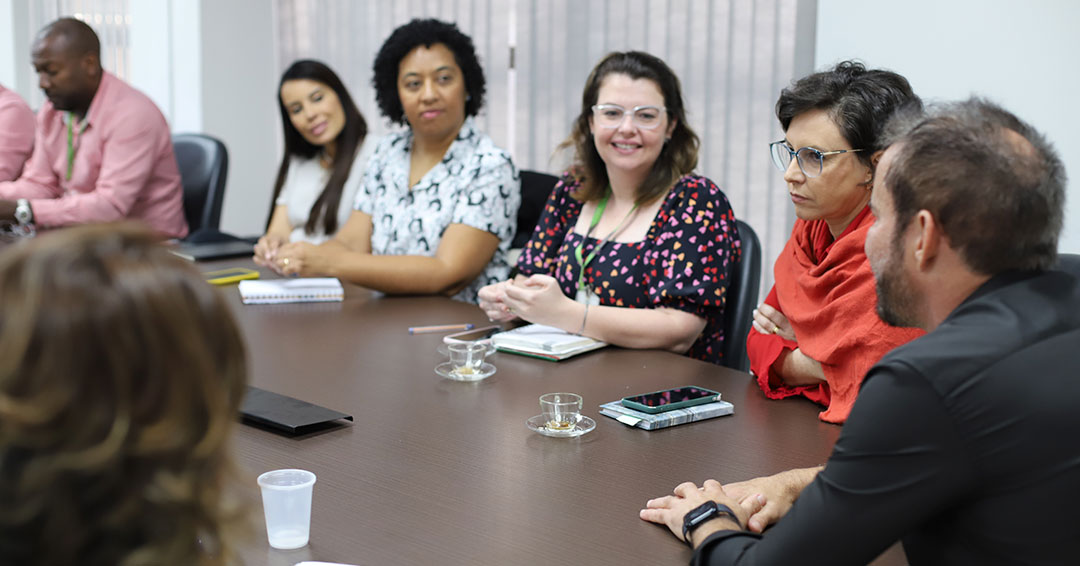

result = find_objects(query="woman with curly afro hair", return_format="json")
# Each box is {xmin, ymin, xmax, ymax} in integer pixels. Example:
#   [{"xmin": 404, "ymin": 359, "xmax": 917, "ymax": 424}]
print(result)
[{"xmin": 271, "ymin": 19, "xmax": 520, "ymax": 303}]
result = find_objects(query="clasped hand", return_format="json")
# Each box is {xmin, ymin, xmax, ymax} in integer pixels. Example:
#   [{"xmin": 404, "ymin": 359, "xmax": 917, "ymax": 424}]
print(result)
[
  {"xmin": 641, "ymin": 472, "xmax": 800, "ymax": 546},
  {"xmin": 640, "ymin": 480, "xmax": 762, "ymax": 546},
  {"xmin": 477, "ymin": 274, "xmax": 579, "ymax": 329},
  {"xmin": 254, "ymin": 239, "xmax": 322, "ymax": 277}
]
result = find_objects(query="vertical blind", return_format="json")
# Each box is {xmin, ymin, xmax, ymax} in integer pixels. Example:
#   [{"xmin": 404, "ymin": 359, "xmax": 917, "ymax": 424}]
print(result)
[{"xmin": 277, "ymin": 0, "xmax": 812, "ymax": 295}]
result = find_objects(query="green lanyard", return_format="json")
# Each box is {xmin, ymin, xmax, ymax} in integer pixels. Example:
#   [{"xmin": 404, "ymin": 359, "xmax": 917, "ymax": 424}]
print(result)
[
  {"xmin": 66, "ymin": 113, "xmax": 87, "ymax": 181},
  {"xmin": 573, "ymin": 189, "xmax": 638, "ymax": 294}
]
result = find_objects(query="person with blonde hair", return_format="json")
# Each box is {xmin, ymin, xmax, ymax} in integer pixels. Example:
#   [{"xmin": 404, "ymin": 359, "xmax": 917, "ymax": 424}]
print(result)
[{"xmin": 0, "ymin": 224, "xmax": 248, "ymax": 565}]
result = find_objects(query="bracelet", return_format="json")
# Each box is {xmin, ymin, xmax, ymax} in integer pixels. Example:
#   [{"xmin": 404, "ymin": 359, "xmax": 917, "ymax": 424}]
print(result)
[{"xmin": 578, "ymin": 302, "xmax": 590, "ymax": 335}]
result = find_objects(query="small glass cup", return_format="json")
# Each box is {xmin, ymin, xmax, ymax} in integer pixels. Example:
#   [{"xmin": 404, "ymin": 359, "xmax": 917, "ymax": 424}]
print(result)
[
  {"xmin": 539, "ymin": 392, "xmax": 583, "ymax": 431},
  {"xmin": 257, "ymin": 469, "xmax": 317, "ymax": 549},
  {"xmin": 448, "ymin": 342, "xmax": 487, "ymax": 379}
]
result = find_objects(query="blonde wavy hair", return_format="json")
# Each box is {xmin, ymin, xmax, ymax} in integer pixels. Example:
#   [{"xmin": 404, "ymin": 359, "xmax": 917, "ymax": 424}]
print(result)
[{"xmin": 0, "ymin": 224, "xmax": 248, "ymax": 565}]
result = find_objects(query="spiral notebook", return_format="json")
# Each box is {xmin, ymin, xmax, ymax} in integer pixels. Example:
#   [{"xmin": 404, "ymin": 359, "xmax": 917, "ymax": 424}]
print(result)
[
  {"xmin": 238, "ymin": 277, "xmax": 344, "ymax": 304},
  {"xmin": 491, "ymin": 324, "xmax": 607, "ymax": 361}
]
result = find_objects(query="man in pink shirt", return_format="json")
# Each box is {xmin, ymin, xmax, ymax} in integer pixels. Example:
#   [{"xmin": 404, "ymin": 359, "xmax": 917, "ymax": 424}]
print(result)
[
  {"xmin": 0, "ymin": 84, "xmax": 35, "ymax": 182},
  {"xmin": 0, "ymin": 18, "xmax": 188, "ymax": 238}
]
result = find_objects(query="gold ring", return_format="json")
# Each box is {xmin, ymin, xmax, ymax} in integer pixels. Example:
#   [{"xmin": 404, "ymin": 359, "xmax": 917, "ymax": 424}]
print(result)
[{"xmin": 282, "ymin": 258, "xmax": 291, "ymax": 266}]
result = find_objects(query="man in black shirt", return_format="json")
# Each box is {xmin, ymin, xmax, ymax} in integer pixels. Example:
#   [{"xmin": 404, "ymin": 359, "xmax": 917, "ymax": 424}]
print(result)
[{"xmin": 640, "ymin": 98, "xmax": 1080, "ymax": 564}]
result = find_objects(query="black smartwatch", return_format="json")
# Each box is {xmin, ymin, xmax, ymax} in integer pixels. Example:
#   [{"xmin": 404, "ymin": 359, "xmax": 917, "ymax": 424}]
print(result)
[{"xmin": 681, "ymin": 501, "xmax": 740, "ymax": 547}]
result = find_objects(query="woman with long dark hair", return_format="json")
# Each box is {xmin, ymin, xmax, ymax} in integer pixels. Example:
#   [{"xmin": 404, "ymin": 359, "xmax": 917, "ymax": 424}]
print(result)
[{"xmin": 255, "ymin": 59, "xmax": 370, "ymax": 266}]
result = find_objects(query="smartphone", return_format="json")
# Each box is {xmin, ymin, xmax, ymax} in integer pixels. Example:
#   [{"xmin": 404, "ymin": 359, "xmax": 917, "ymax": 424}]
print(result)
[
  {"xmin": 443, "ymin": 325, "xmax": 502, "ymax": 345},
  {"xmin": 203, "ymin": 267, "xmax": 260, "ymax": 285},
  {"xmin": 621, "ymin": 386, "xmax": 721, "ymax": 414}
]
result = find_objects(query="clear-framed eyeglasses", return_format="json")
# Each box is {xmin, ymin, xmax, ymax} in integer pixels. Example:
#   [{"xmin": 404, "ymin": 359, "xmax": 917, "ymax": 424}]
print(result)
[
  {"xmin": 769, "ymin": 140, "xmax": 866, "ymax": 178},
  {"xmin": 591, "ymin": 104, "xmax": 667, "ymax": 130}
]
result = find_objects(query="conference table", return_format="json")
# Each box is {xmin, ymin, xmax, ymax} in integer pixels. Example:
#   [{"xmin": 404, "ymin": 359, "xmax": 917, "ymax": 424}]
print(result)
[{"xmin": 220, "ymin": 261, "xmax": 907, "ymax": 566}]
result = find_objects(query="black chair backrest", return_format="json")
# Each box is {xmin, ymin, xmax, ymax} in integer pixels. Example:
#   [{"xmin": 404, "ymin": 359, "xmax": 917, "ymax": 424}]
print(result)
[
  {"xmin": 173, "ymin": 133, "xmax": 228, "ymax": 237},
  {"xmin": 513, "ymin": 170, "xmax": 560, "ymax": 248},
  {"xmin": 722, "ymin": 220, "xmax": 762, "ymax": 372},
  {"xmin": 1055, "ymin": 252, "xmax": 1080, "ymax": 278}
]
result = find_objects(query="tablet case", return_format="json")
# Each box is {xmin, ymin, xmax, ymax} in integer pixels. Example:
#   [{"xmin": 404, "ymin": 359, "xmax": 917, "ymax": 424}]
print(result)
[
  {"xmin": 174, "ymin": 239, "xmax": 255, "ymax": 261},
  {"xmin": 241, "ymin": 386, "xmax": 353, "ymax": 434}
]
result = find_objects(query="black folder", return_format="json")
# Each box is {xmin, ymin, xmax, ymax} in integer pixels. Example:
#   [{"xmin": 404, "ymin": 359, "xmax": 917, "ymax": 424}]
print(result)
[
  {"xmin": 240, "ymin": 386, "xmax": 353, "ymax": 434},
  {"xmin": 174, "ymin": 239, "xmax": 255, "ymax": 261}
]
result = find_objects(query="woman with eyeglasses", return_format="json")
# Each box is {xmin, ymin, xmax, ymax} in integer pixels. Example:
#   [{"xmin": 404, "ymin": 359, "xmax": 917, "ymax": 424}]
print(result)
[
  {"xmin": 747, "ymin": 61, "xmax": 925, "ymax": 424},
  {"xmin": 478, "ymin": 51, "xmax": 740, "ymax": 365},
  {"xmin": 268, "ymin": 20, "xmax": 518, "ymax": 302}
]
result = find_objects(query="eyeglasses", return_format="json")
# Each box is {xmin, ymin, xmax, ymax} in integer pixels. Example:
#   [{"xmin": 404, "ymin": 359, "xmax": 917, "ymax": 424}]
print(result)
[
  {"xmin": 769, "ymin": 140, "xmax": 866, "ymax": 178},
  {"xmin": 591, "ymin": 104, "xmax": 667, "ymax": 130}
]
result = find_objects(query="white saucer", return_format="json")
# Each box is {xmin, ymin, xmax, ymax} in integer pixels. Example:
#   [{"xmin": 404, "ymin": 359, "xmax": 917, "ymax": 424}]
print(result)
[
  {"xmin": 435, "ymin": 362, "xmax": 496, "ymax": 381},
  {"xmin": 526, "ymin": 415, "xmax": 596, "ymax": 438}
]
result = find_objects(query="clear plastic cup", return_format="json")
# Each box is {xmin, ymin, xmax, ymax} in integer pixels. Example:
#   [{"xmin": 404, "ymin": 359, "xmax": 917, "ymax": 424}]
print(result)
[{"xmin": 257, "ymin": 468, "xmax": 317, "ymax": 549}]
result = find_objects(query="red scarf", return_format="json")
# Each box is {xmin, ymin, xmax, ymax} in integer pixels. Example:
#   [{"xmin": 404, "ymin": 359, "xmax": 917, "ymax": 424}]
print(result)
[{"xmin": 746, "ymin": 206, "xmax": 925, "ymax": 423}]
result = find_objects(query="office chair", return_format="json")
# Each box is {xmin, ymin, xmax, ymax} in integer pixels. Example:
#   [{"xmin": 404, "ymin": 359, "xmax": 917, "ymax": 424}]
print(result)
[
  {"xmin": 721, "ymin": 219, "xmax": 762, "ymax": 372},
  {"xmin": 173, "ymin": 133, "xmax": 242, "ymax": 243},
  {"xmin": 512, "ymin": 170, "xmax": 560, "ymax": 249},
  {"xmin": 1055, "ymin": 252, "xmax": 1080, "ymax": 278}
]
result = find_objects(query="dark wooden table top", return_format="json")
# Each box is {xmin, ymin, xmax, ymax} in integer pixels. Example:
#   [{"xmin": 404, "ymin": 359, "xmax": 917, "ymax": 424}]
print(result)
[{"xmin": 216, "ymin": 262, "xmax": 906, "ymax": 566}]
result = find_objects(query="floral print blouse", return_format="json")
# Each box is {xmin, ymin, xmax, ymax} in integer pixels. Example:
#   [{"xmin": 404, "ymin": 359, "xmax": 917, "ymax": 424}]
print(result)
[{"xmin": 517, "ymin": 172, "xmax": 741, "ymax": 365}]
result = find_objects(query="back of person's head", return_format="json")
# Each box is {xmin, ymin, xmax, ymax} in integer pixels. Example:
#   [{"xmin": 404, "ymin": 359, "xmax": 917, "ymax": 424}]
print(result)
[
  {"xmin": 777, "ymin": 60, "xmax": 920, "ymax": 168},
  {"xmin": 273, "ymin": 59, "xmax": 367, "ymax": 236},
  {"xmin": 564, "ymin": 50, "xmax": 700, "ymax": 204},
  {"xmin": 372, "ymin": 18, "xmax": 486, "ymax": 124},
  {"xmin": 884, "ymin": 98, "xmax": 1066, "ymax": 273},
  {"xmin": 0, "ymin": 224, "xmax": 248, "ymax": 566}
]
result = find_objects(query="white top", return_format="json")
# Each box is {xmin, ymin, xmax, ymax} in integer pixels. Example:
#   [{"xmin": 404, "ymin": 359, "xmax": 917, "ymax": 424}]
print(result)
[
  {"xmin": 354, "ymin": 118, "xmax": 519, "ymax": 302},
  {"xmin": 275, "ymin": 138, "xmax": 372, "ymax": 244}
]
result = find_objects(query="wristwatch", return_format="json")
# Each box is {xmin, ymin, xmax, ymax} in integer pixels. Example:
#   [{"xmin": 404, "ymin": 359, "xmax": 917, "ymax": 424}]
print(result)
[
  {"xmin": 681, "ymin": 501, "xmax": 740, "ymax": 547},
  {"xmin": 14, "ymin": 198, "xmax": 33, "ymax": 226}
]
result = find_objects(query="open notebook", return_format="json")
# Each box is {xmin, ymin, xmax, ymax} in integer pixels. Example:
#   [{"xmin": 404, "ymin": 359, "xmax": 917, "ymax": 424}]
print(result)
[
  {"xmin": 491, "ymin": 324, "xmax": 606, "ymax": 361},
  {"xmin": 238, "ymin": 278, "xmax": 344, "ymax": 304}
]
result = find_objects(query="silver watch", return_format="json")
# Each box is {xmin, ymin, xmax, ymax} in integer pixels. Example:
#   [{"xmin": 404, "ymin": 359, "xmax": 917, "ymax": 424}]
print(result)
[{"xmin": 14, "ymin": 198, "xmax": 33, "ymax": 225}]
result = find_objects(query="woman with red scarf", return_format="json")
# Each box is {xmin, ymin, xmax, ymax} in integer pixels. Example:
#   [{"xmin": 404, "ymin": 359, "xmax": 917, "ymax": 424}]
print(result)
[{"xmin": 748, "ymin": 61, "xmax": 925, "ymax": 424}]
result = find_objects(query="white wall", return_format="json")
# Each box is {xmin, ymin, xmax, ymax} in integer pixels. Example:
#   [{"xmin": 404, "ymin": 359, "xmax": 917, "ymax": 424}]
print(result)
[
  {"xmin": 0, "ymin": 0, "xmax": 33, "ymax": 99},
  {"xmin": 197, "ymin": 0, "xmax": 277, "ymax": 236},
  {"xmin": 816, "ymin": 0, "xmax": 1080, "ymax": 253}
]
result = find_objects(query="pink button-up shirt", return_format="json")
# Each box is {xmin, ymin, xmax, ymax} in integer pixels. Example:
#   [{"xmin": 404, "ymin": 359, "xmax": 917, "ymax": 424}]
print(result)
[
  {"xmin": 0, "ymin": 72, "xmax": 188, "ymax": 238},
  {"xmin": 0, "ymin": 84, "xmax": 35, "ymax": 181}
]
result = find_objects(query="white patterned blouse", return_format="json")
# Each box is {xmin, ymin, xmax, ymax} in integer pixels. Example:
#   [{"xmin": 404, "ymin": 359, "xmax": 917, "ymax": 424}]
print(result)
[{"xmin": 354, "ymin": 118, "xmax": 519, "ymax": 302}]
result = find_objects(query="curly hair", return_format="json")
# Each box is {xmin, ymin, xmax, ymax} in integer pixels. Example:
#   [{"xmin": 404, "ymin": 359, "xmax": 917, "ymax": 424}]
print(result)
[
  {"xmin": 558, "ymin": 51, "xmax": 700, "ymax": 204},
  {"xmin": 0, "ymin": 224, "xmax": 249, "ymax": 566},
  {"xmin": 776, "ymin": 60, "xmax": 920, "ymax": 168},
  {"xmin": 272, "ymin": 59, "xmax": 367, "ymax": 236},
  {"xmin": 372, "ymin": 18, "xmax": 486, "ymax": 125}
]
